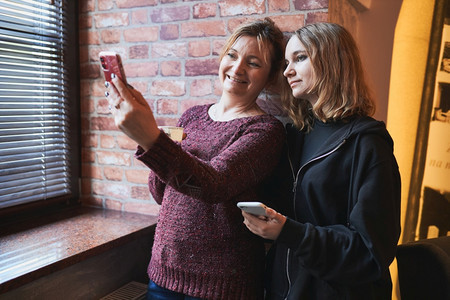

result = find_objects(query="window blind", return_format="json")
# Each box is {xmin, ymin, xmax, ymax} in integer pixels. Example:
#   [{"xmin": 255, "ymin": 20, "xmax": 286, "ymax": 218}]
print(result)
[{"xmin": 0, "ymin": 0, "xmax": 73, "ymax": 209}]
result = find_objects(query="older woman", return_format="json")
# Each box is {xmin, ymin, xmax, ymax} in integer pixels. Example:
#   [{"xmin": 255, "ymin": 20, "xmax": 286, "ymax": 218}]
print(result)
[
  {"xmin": 106, "ymin": 18, "xmax": 285, "ymax": 300},
  {"xmin": 243, "ymin": 22, "xmax": 401, "ymax": 299}
]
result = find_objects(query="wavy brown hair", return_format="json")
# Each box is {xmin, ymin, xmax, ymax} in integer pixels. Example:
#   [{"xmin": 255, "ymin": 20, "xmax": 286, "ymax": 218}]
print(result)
[
  {"xmin": 282, "ymin": 22, "xmax": 375, "ymax": 130},
  {"xmin": 219, "ymin": 17, "xmax": 286, "ymax": 87}
]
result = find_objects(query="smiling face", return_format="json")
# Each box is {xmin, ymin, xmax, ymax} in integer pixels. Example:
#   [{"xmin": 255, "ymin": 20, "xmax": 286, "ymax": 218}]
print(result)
[
  {"xmin": 283, "ymin": 35, "xmax": 318, "ymax": 105},
  {"xmin": 219, "ymin": 35, "xmax": 272, "ymax": 102}
]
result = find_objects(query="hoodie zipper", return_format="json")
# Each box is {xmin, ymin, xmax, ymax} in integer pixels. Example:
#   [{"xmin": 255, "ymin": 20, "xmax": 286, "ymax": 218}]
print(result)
[
  {"xmin": 284, "ymin": 138, "xmax": 347, "ymax": 299},
  {"xmin": 284, "ymin": 248, "xmax": 291, "ymax": 300}
]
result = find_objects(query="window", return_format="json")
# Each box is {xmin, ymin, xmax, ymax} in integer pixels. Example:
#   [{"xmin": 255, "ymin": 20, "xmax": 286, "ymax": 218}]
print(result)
[{"xmin": 0, "ymin": 0, "xmax": 79, "ymax": 212}]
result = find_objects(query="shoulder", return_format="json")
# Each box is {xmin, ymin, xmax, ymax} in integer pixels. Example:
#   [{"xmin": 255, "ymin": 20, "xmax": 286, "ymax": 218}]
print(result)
[
  {"xmin": 349, "ymin": 117, "xmax": 398, "ymax": 168},
  {"xmin": 240, "ymin": 114, "xmax": 286, "ymax": 138},
  {"xmin": 178, "ymin": 104, "xmax": 213, "ymax": 126}
]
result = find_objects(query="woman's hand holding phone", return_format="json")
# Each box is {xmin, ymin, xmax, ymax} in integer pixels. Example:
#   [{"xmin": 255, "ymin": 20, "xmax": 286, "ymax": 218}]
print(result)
[
  {"xmin": 102, "ymin": 52, "xmax": 160, "ymax": 151},
  {"xmin": 241, "ymin": 203, "xmax": 287, "ymax": 240}
]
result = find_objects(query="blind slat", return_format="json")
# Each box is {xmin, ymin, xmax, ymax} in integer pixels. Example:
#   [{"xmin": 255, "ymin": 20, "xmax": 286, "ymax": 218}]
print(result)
[{"xmin": 0, "ymin": 0, "xmax": 73, "ymax": 209}]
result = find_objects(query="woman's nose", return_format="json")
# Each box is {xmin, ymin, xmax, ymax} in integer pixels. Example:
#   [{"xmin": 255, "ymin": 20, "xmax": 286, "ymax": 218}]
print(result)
[
  {"xmin": 283, "ymin": 64, "xmax": 294, "ymax": 77},
  {"xmin": 232, "ymin": 59, "xmax": 245, "ymax": 74}
]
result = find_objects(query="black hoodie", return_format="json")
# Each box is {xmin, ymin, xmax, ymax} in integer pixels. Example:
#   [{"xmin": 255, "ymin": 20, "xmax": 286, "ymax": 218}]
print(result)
[{"xmin": 263, "ymin": 116, "xmax": 401, "ymax": 299}]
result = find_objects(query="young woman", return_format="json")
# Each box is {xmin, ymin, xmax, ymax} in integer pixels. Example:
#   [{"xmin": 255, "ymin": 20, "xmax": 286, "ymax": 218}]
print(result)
[
  {"xmin": 242, "ymin": 22, "xmax": 401, "ymax": 299},
  {"xmin": 105, "ymin": 18, "xmax": 286, "ymax": 300}
]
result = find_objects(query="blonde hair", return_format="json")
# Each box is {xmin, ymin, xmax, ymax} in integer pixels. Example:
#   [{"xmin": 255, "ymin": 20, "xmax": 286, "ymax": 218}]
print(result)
[
  {"xmin": 219, "ymin": 18, "xmax": 285, "ymax": 85},
  {"xmin": 282, "ymin": 22, "xmax": 375, "ymax": 130}
]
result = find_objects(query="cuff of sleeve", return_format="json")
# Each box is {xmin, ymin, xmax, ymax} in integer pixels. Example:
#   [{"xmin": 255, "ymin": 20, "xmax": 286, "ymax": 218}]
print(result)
[
  {"xmin": 134, "ymin": 130, "xmax": 183, "ymax": 178},
  {"xmin": 276, "ymin": 218, "xmax": 307, "ymax": 249}
]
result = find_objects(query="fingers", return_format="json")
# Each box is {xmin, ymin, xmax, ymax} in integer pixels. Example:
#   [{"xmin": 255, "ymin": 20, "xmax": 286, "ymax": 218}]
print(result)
[
  {"xmin": 111, "ymin": 75, "xmax": 135, "ymax": 105},
  {"xmin": 104, "ymin": 80, "xmax": 122, "ymax": 110},
  {"xmin": 242, "ymin": 208, "xmax": 286, "ymax": 240}
]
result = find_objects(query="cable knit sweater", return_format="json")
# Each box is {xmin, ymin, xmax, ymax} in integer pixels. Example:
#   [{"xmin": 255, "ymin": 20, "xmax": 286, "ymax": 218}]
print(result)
[{"xmin": 135, "ymin": 104, "xmax": 285, "ymax": 300}]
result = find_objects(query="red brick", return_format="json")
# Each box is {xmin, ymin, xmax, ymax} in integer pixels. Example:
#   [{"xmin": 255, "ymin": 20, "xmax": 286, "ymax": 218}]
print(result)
[
  {"xmin": 94, "ymin": 13, "xmax": 129, "ymax": 28},
  {"xmin": 97, "ymin": 151, "xmax": 132, "ymax": 166},
  {"xmin": 130, "ymin": 187, "xmax": 151, "ymax": 200},
  {"xmin": 80, "ymin": 100, "xmax": 93, "ymax": 117},
  {"xmin": 98, "ymin": 1, "xmax": 114, "ymax": 10},
  {"xmin": 268, "ymin": 0, "xmax": 290, "ymax": 12},
  {"xmin": 124, "ymin": 27, "xmax": 158, "ymax": 42},
  {"xmin": 101, "ymin": 29, "xmax": 121, "ymax": 44},
  {"xmin": 80, "ymin": 81, "xmax": 91, "ymax": 97},
  {"xmin": 154, "ymin": 117, "xmax": 179, "ymax": 126},
  {"xmin": 160, "ymin": 24, "xmax": 179, "ymax": 40},
  {"xmin": 124, "ymin": 61, "xmax": 158, "ymax": 77},
  {"xmin": 188, "ymin": 40, "xmax": 210, "ymax": 57},
  {"xmin": 81, "ymin": 149, "xmax": 96, "ymax": 163},
  {"xmin": 193, "ymin": 3, "xmax": 217, "ymax": 19},
  {"xmin": 127, "ymin": 81, "xmax": 149, "ymax": 94},
  {"xmin": 152, "ymin": 42, "xmax": 187, "ymax": 58},
  {"xmin": 79, "ymin": 46, "xmax": 89, "ymax": 63},
  {"xmin": 151, "ymin": 6, "xmax": 190, "ymax": 23},
  {"xmin": 81, "ymin": 163, "xmax": 102, "ymax": 179},
  {"xmin": 116, "ymin": 0, "xmax": 158, "ymax": 8},
  {"xmin": 181, "ymin": 20, "xmax": 227, "ymax": 38},
  {"xmin": 131, "ymin": 9, "xmax": 148, "ymax": 24},
  {"xmin": 190, "ymin": 79, "xmax": 213, "ymax": 97},
  {"xmin": 161, "ymin": 61, "xmax": 182, "ymax": 76},
  {"xmin": 79, "ymin": 30, "xmax": 100, "ymax": 45},
  {"xmin": 180, "ymin": 98, "xmax": 216, "ymax": 113},
  {"xmin": 104, "ymin": 198, "xmax": 123, "ymax": 211},
  {"xmin": 212, "ymin": 39, "xmax": 226, "ymax": 55},
  {"xmin": 80, "ymin": 63, "xmax": 101, "ymax": 80},
  {"xmin": 123, "ymin": 201, "xmax": 160, "ymax": 215},
  {"xmin": 306, "ymin": 11, "xmax": 328, "ymax": 24},
  {"xmin": 294, "ymin": 0, "xmax": 328, "ymax": 10},
  {"xmin": 79, "ymin": 15, "xmax": 92, "ymax": 29},
  {"xmin": 93, "ymin": 181, "xmax": 130, "ymax": 199},
  {"xmin": 82, "ymin": 133, "xmax": 98, "ymax": 148},
  {"xmin": 79, "ymin": 0, "xmax": 94, "ymax": 13},
  {"xmin": 100, "ymin": 134, "xmax": 116, "ymax": 149},
  {"xmin": 271, "ymin": 14, "xmax": 305, "ymax": 32},
  {"xmin": 151, "ymin": 80, "xmax": 186, "ymax": 96},
  {"xmin": 227, "ymin": 17, "xmax": 257, "ymax": 34},
  {"xmin": 129, "ymin": 45, "xmax": 149, "ymax": 59},
  {"xmin": 157, "ymin": 98, "xmax": 178, "ymax": 115},
  {"xmin": 185, "ymin": 58, "xmax": 219, "ymax": 76},
  {"xmin": 103, "ymin": 166, "xmax": 124, "ymax": 181},
  {"xmin": 218, "ymin": 0, "xmax": 265, "ymax": 16},
  {"xmin": 117, "ymin": 135, "xmax": 138, "ymax": 150},
  {"xmin": 91, "ymin": 116, "xmax": 117, "ymax": 131},
  {"xmin": 92, "ymin": 80, "xmax": 107, "ymax": 97},
  {"xmin": 125, "ymin": 169, "xmax": 149, "ymax": 184}
]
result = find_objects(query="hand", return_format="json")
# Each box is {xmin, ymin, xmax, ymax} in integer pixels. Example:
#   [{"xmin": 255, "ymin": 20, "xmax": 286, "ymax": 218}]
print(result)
[
  {"xmin": 105, "ymin": 74, "xmax": 160, "ymax": 151},
  {"xmin": 242, "ymin": 206, "xmax": 286, "ymax": 240}
]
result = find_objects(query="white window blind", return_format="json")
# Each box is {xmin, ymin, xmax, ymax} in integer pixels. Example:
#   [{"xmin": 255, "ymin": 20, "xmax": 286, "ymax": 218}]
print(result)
[{"xmin": 0, "ymin": 0, "xmax": 73, "ymax": 209}]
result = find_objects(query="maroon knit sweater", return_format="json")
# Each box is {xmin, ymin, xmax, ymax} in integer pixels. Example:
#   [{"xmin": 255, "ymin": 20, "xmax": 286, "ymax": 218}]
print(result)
[{"xmin": 135, "ymin": 104, "xmax": 285, "ymax": 300}]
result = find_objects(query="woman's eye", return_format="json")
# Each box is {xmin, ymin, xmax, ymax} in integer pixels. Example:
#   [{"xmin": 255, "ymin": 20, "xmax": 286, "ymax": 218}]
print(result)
[
  {"xmin": 296, "ymin": 55, "xmax": 307, "ymax": 62},
  {"xmin": 249, "ymin": 62, "xmax": 261, "ymax": 68},
  {"xmin": 227, "ymin": 52, "xmax": 236, "ymax": 59}
]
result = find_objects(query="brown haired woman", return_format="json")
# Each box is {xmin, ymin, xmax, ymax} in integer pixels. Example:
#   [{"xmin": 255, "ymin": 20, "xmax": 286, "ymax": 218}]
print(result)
[
  {"xmin": 242, "ymin": 22, "xmax": 401, "ymax": 299},
  {"xmin": 105, "ymin": 18, "xmax": 285, "ymax": 300}
]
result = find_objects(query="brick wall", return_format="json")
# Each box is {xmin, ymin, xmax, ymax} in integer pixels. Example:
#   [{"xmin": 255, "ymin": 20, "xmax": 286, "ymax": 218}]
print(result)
[{"xmin": 78, "ymin": 0, "xmax": 328, "ymax": 215}]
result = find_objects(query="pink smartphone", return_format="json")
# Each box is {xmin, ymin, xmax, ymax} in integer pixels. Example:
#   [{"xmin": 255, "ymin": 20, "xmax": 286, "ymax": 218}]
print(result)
[{"xmin": 99, "ymin": 51, "xmax": 127, "ymax": 83}]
